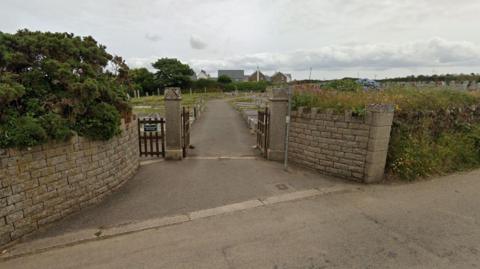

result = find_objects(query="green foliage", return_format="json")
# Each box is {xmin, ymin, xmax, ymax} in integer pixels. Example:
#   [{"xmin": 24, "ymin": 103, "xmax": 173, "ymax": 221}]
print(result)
[
  {"xmin": 152, "ymin": 58, "xmax": 194, "ymax": 89},
  {"xmin": 39, "ymin": 113, "xmax": 73, "ymax": 141},
  {"xmin": 78, "ymin": 103, "xmax": 121, "ymax": 140},
  {"xmin": 130, "ymin": 68, "xmax": 158, "ymax": 95},
  {"xmin": 381, "ymin": 73, "xmax": 479, "ymax": 83},
  {"xmin": 223, "ymin": 81, "xmax": 269, "ymax": 92},
  {"xmin": 0, "ymin": 29, "xmax": 131, "ymax": 148},
  {"xmin": 10, "ymin": 116, "xmax": 48, "ymax": 148},
  {"xmin": 0, "ymin": 74, "xmax": 25, "ymax": 105},
  {"xmin": 291, "ymin": 87, "xmax": 480, "ymax": 112},
  {"xmin": 190, "ymin": 79, "xmax": 269, "ymax": 92},
  {"xmin": 192, "ymin": 79, "xmax": 221, "ymax": 91},
  {"xmin": 388, "ymin": 122, "xmax": 480, "ymax": 180},
  {"xmin": 323, "ymin": 79, "xmax": 362, "ymax": 92},
  {"xmin": 217, "ymin": 75, "xmax": 232, "ymax": 84}
]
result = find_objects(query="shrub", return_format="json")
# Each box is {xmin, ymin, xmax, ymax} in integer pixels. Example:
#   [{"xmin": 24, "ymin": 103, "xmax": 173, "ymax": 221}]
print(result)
[
  {"xmin": 323, "ymin": 79, "xmax": 362, "ymax": 92},
  {"xmin": 388, "ymin": 122, "xmax": 480, "ymax": 180},
  {"xmin": 39, "ymin": 113, "xmax": 73, "ymax": 141},
  {"xmin": 0, "ymin": 30, "xmax": 131, "ymax": 148},
  {"xmin": 78, "ymin": 103, "xmax": 121, "ymax": 140},
  {"xmin": 223, "ymin": 81, "xmax": 269, "ymax": 92},
  {"xmin": 217, "ymin": 75, "xmax": 232, "ymax": 84},
  {"xmin": 10, "ymin": 116, "xmax": 48, "ymax": 148}
]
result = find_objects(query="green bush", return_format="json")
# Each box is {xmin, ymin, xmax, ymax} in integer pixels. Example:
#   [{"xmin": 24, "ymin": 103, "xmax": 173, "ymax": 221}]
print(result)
[
  {"xmin": 388, "ymin": 122, "xmax": 480, "ymax": 180},
  {"xmin": 323, "ymin": 79, "xmax": 362, "ymax": 92},
  {"xmin": 10, "ymin": 116, "xmax": 48, "ymax": 148},
  {"xmin": 0, "ymin": 30, "xmax": 131, "ymax": 148},
  {"xmin": 39, "ymin": 113, "xmax": 73, "ymax": 141},
  {"xmin": 78, "ymin": 103, "xmax": 121, "ymax": 140},
  {"xmin": 223, "ymin": 81, "xmax": 269, "ymax": 92}
]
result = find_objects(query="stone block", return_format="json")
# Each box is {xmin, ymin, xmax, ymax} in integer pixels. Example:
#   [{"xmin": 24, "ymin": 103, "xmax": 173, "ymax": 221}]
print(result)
[
  {"xmin": 7, "ymin": 194, "xmax": 24, "ymax": 205},
  {"xmin": 23, "ymin": 203, "xmax": 44, "ymax": 217},
  {"xmin": 11, "ymin": 223, "xmax": 37, "ymax": 239},
  {"xmin": 364, "ymin": 161, "xmax": 387, "ymax": 183},
  {"xmin": 46, "ymin": 155, "xmax": 67, "ymax": 166},
  {"xmin": 0, "ymin": 187, "xmax": 13, "ymax": 198},
  {"xmin": 344, "ymin": 153, "xmax": 365, "ymax": 161},
  {"xmin": 0, "ymin": 222, "xmax": 14, "ymax": 234},
  {"xmin": 367, "ymin": 111, "xmax": 394, "ymax": 127},
  {"xmin": 369, "ymin": 126, "xmax": 392, "ymax": 139},
  {"xmin": 367, "ymin": 138, "xmax": 390, "ymax": 152},
  {"xmin": 352, "ymin": 129, "xmax": 369, "ymax": 137},
  {"xmin": 366, "ymin": 150, "xmax": 388, "ymax": 165},
  {"xmin": 38, "ymin": 213, "xmax": 61, "ymax": 226},
  {"xmin": 6, "ymin": 210, "xmax": 24, "ymax": 223},
  {"xmin": 0, "ymin": 204, "xmax": 16, "ymax": 218}
]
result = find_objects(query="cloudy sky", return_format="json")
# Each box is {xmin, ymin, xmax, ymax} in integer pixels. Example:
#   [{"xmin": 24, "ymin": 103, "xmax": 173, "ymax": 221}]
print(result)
[{"xmin": 2, "ymin": 0, "xmax": 480, "ymax": 79}]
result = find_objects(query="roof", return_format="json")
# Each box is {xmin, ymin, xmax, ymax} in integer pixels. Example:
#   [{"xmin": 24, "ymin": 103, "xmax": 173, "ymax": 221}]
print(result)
[{"xmin": 218, "ymin": 70, "xmax": 245, "ymax": 81}]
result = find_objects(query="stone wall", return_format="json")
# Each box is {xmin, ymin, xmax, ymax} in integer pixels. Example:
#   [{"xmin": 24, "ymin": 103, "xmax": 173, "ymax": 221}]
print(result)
[
  {"xmin": 0, "ymin": 118, "xmax": 139, "ymax": 246},
  {"xmin": 288, "ymin": 105, "xmax": 394, "ymax": 183}
]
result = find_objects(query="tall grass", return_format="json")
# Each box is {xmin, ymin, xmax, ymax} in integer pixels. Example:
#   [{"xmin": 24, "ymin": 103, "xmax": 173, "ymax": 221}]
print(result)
[{"xmin": 292, "ymin": 86, "xmax": 480, "ymax": 113}]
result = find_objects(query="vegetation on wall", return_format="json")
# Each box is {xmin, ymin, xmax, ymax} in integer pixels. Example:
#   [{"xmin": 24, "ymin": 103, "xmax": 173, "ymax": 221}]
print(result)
[
  {"xmin": 292, "ymin": 86, "xmax": 480, "ymax": 180},
  {"xmin": 0, "ymin": 30, "xmax": 132, "ymax": 148}
]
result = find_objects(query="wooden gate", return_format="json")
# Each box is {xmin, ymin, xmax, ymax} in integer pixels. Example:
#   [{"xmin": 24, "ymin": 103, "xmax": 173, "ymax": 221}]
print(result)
[
  {"xmin": 182, "ymin": 107, "xmax": 191, "ymax": 157},
  {"xmin": 138, "ymin": 117, "xmax": 165, "ymax": 157},
  {"xmin": 256, "ymin": 107, "xmax": 269, "ymax": 157}
]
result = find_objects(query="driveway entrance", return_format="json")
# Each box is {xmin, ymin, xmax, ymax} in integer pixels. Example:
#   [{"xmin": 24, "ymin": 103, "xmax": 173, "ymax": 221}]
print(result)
[{"xmin": 25, "ymin": 99, "xmax": 346, "ymax": 240}]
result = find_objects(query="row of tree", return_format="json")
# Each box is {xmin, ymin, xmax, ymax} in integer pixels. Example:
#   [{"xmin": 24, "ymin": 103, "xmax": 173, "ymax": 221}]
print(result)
[
  {"xmin": 379, "ymin": 73, "xmax": 480, "ymax": 83},
  {"xmin": 130, "ymin": 62, "xmax": 270, "ymax": 96}
]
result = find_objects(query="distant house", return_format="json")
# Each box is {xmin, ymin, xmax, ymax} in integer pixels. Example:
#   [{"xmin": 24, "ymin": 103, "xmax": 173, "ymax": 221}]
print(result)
[
  {"xmin": 218, "ymin": 70, "xmax": 245, "ymax": 82},
  {"xmin": 190, "ymin": 73, "xmax": 197, "ymax": 81},
  {"xmin": 248, "ymin": 70, "xmax": 267, "ymax": 82},
  {"xmin": 197, "ymin": 70, "xmax": 210, "ymax": 80},
  {"xmin": 271, "ymin": 72, "xmax": 289, "ymax": 84}
]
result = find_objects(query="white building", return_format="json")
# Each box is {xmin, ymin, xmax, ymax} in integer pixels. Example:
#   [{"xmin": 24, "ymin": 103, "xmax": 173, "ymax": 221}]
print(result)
[{"xmin": 197, "ymin": 70, "xmax": 210, "ymax": 80}]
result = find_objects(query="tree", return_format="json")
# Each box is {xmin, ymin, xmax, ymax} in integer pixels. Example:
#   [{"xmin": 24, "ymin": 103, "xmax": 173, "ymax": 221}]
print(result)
[
  {"xmin": 130, "ymin": 68, "xmax": 157, "ymax": 95},
  {"xmin": 0, "ymin": 29, "xmax": 131, "ymax": 148},
  {"xmin": 193, "ymin": 78, "xmax": 219, "ymax": 91},
  {"xmin": 152, "ymin": 58, "xmax": 194, "ymax": 89},
  {"xmin": 217, "ymin": 75, "xmax": 232, "ymax": 84}
]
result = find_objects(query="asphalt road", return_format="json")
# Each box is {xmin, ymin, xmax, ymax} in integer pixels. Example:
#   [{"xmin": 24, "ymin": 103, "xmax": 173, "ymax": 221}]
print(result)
[{"xmin": 3, "ymin": 168, "xmax": 480, "ymax": 268}]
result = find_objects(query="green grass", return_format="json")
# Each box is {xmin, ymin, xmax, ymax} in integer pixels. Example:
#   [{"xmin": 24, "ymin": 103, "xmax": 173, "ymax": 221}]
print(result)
[
  {"xmin": 132, "ymin": 92, "xmax": 223, "ymax": 115},
  {"xmin": 292, "ymin": 86, "xmax": 480, "ymax": 114}
]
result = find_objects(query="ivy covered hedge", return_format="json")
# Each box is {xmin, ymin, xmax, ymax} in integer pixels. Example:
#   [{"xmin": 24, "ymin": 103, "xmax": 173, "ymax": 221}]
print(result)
[
  {"xmin": 0, "ymin": 30, "xmax": 132, "ymax": 149},
  {"xmin": 292, "ymin": 86, "xmax": 480, "ymax": 180}
]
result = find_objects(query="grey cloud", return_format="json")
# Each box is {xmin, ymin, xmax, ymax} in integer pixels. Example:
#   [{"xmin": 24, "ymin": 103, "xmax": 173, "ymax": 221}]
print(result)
[
  {"xmin": 187, "ymin": 38, "xmax": 480, "ymax": 73},
  {"xmin": 190, "ymin": 35, "xmax": 207, "ymax": 50},
  {"xmin": 145, "ymin": 33, "xmax": 161, "ymax": 42}
]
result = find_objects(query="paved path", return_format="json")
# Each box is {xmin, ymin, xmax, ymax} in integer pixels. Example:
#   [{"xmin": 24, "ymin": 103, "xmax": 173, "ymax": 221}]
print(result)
[
  {"xmin": 23, "ymin": 99, "xmax": 340, "ymax": 239},
  {"xmin": 188, "ymin": 99, "xmax": 257, "ymax": 157},
  {"xmin": 3, "ymin": 169, "xmax": 480, "ymax": 268}
]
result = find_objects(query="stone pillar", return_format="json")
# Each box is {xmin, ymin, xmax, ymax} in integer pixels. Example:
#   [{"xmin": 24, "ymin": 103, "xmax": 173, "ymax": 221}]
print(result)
[
  {"xmin": 267, "ymin": 86, "xmax": 289, "ymax": 161},
  {"xmin": 164, "ymin": 88, "xmax": 183, "ymax": 160},
  {"xmin": 364, "ymin": 104, "xmax": 394, "ymax": 183}
]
